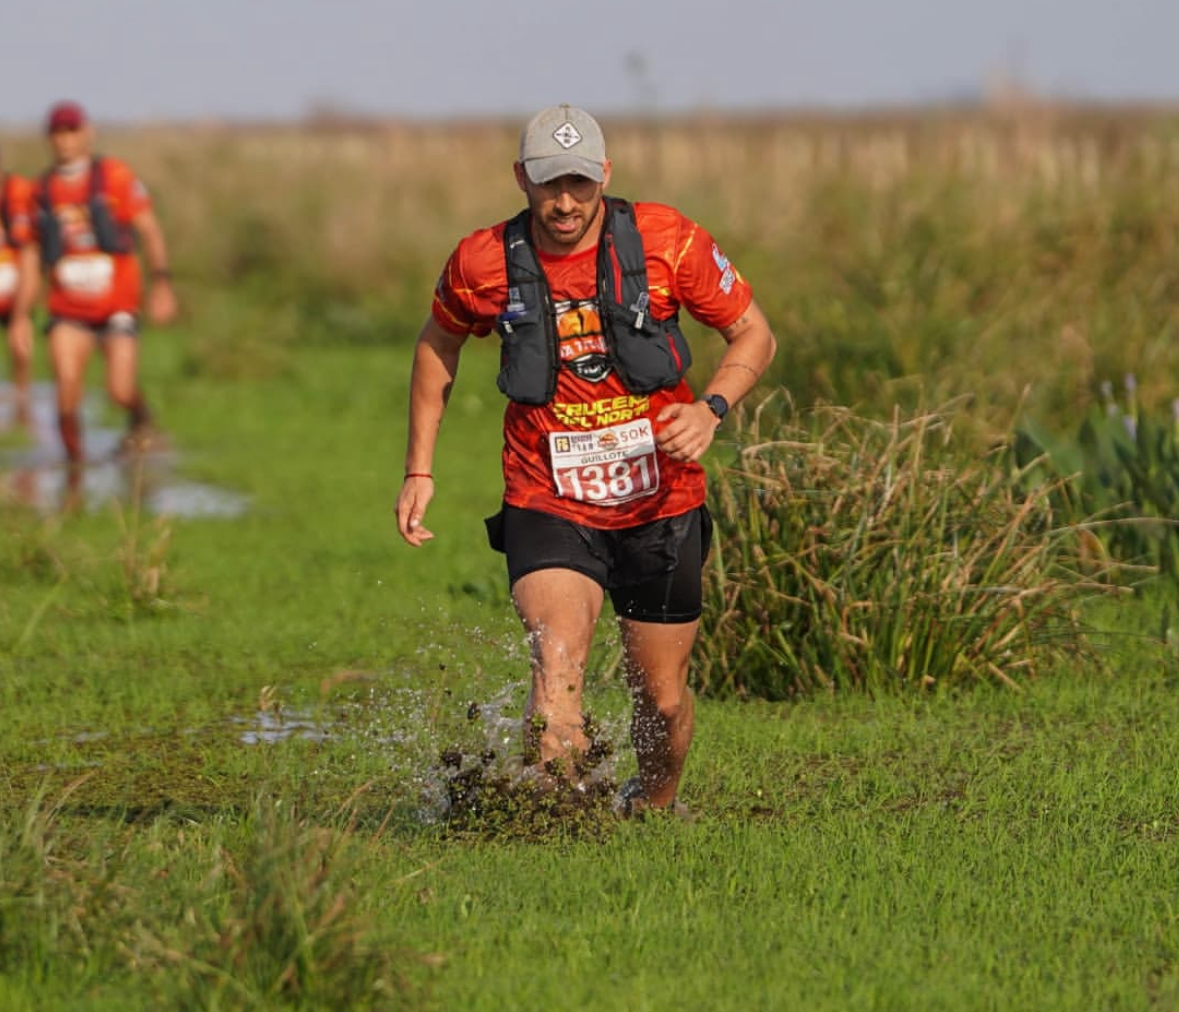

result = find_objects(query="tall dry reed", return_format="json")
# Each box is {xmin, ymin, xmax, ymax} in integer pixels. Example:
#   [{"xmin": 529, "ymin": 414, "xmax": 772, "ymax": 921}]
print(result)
[{"xmin": 696, "ymin": 398, "xmax": 1126, "ymax": 698}]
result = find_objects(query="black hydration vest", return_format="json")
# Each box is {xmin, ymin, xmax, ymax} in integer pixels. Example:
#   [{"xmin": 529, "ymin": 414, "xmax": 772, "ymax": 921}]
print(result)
[
  {"xmin": 494, "ymin": 197, "xmax": 692, "ymax": 405},
  {"xmin": 36, "ymin": 156, "xmax": 135, "ymax": 268}
]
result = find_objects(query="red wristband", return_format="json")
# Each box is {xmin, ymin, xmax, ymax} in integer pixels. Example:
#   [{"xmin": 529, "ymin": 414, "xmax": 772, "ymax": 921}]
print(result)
[{"xmin": 405, "ymin": 472, "xmax": 433, "ymax": 479}]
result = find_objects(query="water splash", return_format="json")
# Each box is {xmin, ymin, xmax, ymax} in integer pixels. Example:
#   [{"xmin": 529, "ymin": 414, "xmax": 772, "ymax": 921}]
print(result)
[{"xmin": 234, "ymin": 672, "xmax": 631, "ymax": 828}]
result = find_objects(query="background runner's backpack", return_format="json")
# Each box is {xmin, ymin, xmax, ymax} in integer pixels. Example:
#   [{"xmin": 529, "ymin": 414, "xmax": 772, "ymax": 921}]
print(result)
[{"xmin": 37, "ymin": 156, "xmax": 135, "ymax": 268}]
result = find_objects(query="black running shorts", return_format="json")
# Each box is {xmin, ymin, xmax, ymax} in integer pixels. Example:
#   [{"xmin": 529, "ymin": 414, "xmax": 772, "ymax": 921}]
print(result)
[
  {"xmin": 46, "ymin": 312, "xmax": 139, "ymax": 342},
  {"xmin": 485, "ymin": 503, "xmax": 713, "ymax": 624}
]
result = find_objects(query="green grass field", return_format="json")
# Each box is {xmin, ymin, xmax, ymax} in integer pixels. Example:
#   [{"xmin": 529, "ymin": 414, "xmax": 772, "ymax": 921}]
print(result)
[
  {"xmin": 3, "ymin": 337, "xmax": 1178, "ymax": 1011},
  {"xmin": 4, "ymin": 108, "xmax": 1179, "ymax": 1010}
]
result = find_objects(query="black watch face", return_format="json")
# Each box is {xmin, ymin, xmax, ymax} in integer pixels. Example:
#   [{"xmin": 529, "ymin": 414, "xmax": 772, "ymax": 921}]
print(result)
[{"xmin": 708, "ymin": 395, "xmax": 728, "ymax": 419}]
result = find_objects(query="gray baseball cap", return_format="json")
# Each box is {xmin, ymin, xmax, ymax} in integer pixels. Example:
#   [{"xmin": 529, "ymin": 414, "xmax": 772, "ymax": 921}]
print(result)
[{"xmin": 519, "ymin": 104, "xmax": 606, "ymax": 184}]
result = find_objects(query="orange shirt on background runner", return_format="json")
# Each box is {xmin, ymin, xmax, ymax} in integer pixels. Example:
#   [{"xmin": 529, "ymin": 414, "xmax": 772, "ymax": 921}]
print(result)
[
  {"xmin": 0, "ymin": 173, "xmax": 34, "ymax": 317},
  {"xmin": 433, "ymin": 201, "xmax": 754, "ymax": 530},
  {"xmin": 32, "ymin": 157, "xmax": 151, "ymax": 323}
]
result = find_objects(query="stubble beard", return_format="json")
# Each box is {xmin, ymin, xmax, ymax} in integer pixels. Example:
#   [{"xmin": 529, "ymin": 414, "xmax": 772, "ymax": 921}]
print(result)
[{"xmin": 537, "ymin": 195, "xmax": 603, "ymax": 252}]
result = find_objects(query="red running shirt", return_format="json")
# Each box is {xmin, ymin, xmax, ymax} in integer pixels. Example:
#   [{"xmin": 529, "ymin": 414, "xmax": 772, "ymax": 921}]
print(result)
[
  {"xmin": 0, "ymin": 174, "xmax": 34, "ymax": 316},
  {"xmin": 433, "ymin": 201, "xmax": 753, "ymax": 529},
  {"xmin": 32, "ymin": 157, "xmax": 152, "ymax": 323}
]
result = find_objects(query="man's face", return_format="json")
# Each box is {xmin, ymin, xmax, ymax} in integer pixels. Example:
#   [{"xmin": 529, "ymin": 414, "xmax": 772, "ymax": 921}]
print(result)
[
  {"xmin": 515, "ymin": 161, "xmax": 613, "ymax": 253},
  {"xmin": 48, "ymin": 125, "xmax": 92, "ymax": 164}
]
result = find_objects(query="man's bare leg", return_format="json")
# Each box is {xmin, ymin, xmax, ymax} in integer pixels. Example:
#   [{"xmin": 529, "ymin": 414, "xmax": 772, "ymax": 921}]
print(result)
[
  {"xmin": 7, "ymin": 330, "xmax": 32, "ymax": 427},
  {"xmin": 619, "ymin": 617, "xmax": 699, "ymax": 808},
  {"xmin": 48, "ymin": 322, "xmax": 95, "ymax": 463},
  {"xmin": 103, "ymin": 332, "xmax": 152, "ymax": 431},
  {"xmin": 511, "ymin": 567, "xmax": 604, "ymax": 776}
]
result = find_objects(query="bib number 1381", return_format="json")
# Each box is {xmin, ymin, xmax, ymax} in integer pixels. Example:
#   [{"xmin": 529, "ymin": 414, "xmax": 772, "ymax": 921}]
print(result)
[{"xmin": 548, "ymin": 419, "xmax": 660, "ymax": 505}]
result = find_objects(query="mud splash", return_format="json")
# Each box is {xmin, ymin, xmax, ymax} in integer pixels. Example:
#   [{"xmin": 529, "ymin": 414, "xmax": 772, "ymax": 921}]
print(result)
[
  {"xmin": 0, "ymin": 382, "xmax": 249, "ymax": 518},
  {"xmin": 427, "ymin": 688, "xmax": 625, "ymax": 839},
  {"xmin": 235, "ymin": 679, "xmax": 631, "ymax": 839}
]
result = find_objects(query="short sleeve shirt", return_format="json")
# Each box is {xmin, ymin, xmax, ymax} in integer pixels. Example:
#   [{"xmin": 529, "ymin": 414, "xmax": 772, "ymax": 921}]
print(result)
[
  {"xmin": 32, "ymin": 157, "xmax": 152, "ymax": 323},
  {"xmin": 432, "ymin": 201, "xmax": 754, "ymax": 529}
]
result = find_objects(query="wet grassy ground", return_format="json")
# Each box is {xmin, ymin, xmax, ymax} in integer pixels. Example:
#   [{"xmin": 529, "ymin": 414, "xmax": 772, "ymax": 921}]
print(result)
[
  {"xmin": 3, "ymin": 340, "xmax": 1178, "ymax": 1010},
  {"xmin": 5, "ymin": 673, "xmax": 1179, "ymax": 1011}
]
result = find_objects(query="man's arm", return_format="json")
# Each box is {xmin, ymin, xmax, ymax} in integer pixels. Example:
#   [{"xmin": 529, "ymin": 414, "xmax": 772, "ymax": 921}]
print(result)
[
  {"xmin": 395, "ymin": 317, "xmax": 469, "ymax": 546},
  {"xmin": 131, "ymin": 207, "xmax": 177, "ymax": 325},
  {"xmin": 655, "ymin": 298, "xmax": 777, "ymax": 462},
  {"xmin": 7, "ymin": 242, "xmax": 42, "ymax": 363}
]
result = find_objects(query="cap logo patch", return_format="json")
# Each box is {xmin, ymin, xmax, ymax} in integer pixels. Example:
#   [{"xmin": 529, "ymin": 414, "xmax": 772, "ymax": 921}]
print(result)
[{"xmin": 552, "ymin": 121, "xmax": 582, "ymax": 149}]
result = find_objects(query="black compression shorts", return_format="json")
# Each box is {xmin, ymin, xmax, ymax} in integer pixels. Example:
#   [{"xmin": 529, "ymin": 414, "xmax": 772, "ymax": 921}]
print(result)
[
  {"xmin": 485, "ymin": 503, "xmax": 713, "ymax": 624},
  {"xmin": 46, "ymin": 312, "xmax": 139, "ymax": 342}
]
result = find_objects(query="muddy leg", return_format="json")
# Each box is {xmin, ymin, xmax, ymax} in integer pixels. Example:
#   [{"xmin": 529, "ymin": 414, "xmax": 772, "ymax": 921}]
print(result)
[
  {"xmin": 511, "ymin": 567, "xmax": 603, "ymax": 778},
  {"xmin": 48, "ymin": 322, "xmax": 95, "ymax": 464},
  {"xmin": 619, "ymin": 617, "xmax": 698, "ymax": 808}
]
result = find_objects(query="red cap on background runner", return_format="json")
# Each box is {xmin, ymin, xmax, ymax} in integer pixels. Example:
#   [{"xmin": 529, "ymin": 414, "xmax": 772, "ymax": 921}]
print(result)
[{"xmin": 46, "ymin": 101, "xmax": 87, "ymax": 133}]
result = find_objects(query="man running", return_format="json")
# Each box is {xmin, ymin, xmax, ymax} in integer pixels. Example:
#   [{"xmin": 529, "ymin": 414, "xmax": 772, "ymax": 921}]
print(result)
[
  {"xmin": 0, "ymin": 155, "xmax": 34, "ymax": 426},
  {"xmin": 9, "ymin": 100, "xmax": 177, "ymax": 464},
  {"xmin": 395, "ymin": 105, "xmax": 777, "ymax": 815}
]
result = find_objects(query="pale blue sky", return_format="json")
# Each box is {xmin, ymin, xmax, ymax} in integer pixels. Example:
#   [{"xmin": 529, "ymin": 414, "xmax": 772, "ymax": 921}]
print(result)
[{"xmin": 1, "ymin": 0, "xmax": 1173, "ymax": 126}]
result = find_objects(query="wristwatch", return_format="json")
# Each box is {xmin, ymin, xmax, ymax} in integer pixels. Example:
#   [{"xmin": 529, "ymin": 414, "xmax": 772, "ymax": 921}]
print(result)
[{"xmin": 701, "ymin": 393, "xmax": 729, "ymax": 422}]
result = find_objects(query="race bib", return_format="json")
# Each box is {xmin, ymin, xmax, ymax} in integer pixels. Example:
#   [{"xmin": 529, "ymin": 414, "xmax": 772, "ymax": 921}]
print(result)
[
  {"xmin": 548, "ymin": 418, "xmax": 660, "ymax": 505},
  {"xmin": 0, "ymin": 261, "xmax": 16, "ymax": 298},
  {"xmin": 55, "ymin": 253, "xmax": 115, "ymax": 297}
]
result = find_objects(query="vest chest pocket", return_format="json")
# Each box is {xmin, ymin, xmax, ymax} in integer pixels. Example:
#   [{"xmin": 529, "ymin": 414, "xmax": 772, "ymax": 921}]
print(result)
[
  {"xmin": 606, "ymin": 310, "xmax": 693, "ymax": 395},
  {"xmin": 495, "ymin": 302, "xmax": 557, "ymax": 405}
]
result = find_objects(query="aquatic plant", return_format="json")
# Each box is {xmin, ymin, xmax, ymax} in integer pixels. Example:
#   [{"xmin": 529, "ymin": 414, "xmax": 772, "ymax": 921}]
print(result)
[{"xmin": 1013, "ymin": 375, "xmax": 1179, "ymax": 586}]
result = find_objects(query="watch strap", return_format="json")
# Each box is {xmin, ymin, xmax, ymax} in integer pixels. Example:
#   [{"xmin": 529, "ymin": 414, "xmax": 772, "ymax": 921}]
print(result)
[{"xmin": 701, "ymin": 393, "xmax": 729, "ymax": 421}]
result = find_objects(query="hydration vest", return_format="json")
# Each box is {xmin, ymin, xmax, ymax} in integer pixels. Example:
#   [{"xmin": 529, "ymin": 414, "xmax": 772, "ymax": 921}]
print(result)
[
  {"xmin": 36, "ymin": 156, "xmax": 135, "ymax": 268},
  {"xmin": 494, "ymin": 197, "xmax": 692, "ymax": 405}
]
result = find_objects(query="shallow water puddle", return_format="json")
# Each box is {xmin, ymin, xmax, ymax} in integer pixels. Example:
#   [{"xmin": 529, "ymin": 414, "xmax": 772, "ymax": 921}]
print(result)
[
  {"xmin": 0, "ymin": 382, "xmax": 249, "ymax": 518},
  {"xmin": 22, "ymin": 678, "xmax": 631, "ymax": 834}
]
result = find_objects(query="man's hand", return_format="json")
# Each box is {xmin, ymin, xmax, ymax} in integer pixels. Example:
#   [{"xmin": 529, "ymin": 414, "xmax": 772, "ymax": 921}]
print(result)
[
  {"xmin": 147, "ymin": 278, "xmax": 178, "ymax": 326},
  {"xmin": 654, "ymin": 400, "xmax": 720, "ymax": 462},
  {"xmin": 396, "ymin": 475, "xmax": 436, "ymax": 546}
]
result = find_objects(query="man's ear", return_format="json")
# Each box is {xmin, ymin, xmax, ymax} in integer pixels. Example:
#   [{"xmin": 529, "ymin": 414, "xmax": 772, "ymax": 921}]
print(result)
[{"xmin": 513, "ymin": 161, "xmax": 529, "ymax": 193}]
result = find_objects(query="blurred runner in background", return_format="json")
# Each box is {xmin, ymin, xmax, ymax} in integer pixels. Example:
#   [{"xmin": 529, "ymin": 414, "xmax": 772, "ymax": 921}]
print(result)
[
  {"xmin": 396, "ymin": 104, "xmax": 777, "ymax": 817},
  {"xmin": 0, "ymin": 154, "xmax": 34, "ymax": 427},
  {"xmin": 10, "ymin": 100, "xmax": 177, "ymax": 465}
]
